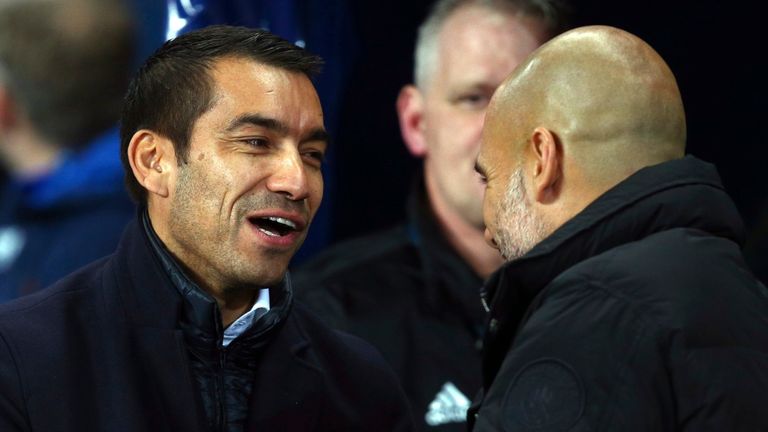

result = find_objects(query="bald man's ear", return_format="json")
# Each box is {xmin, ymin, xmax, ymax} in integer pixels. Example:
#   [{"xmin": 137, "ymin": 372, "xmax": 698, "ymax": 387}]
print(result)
[
  {"xmin": 126, "ymin": 130, "xmax": 175, "ymax": 199},
  {"xmin": 530, "ymin": 127, "xmax": 561, "ymax": 204},
  {"xmin": 397, "ymin": 85, "xmax": 427, "ymax": 157}
]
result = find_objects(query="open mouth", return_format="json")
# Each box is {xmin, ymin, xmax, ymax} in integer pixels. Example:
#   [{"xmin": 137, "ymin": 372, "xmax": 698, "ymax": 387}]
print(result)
[{"xmin": 248, "ymin": 216, "xmax": 299, "ymax": 237}]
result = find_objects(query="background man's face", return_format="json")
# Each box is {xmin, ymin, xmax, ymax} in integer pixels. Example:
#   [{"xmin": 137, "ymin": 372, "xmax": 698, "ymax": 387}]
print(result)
[
  {"xmin": 163, "ymin": 57, "xmax": 326, "ymax": 289},
  {"xmin": 421, "ymin": 7, "xmax": 545, "ymax": 229}
]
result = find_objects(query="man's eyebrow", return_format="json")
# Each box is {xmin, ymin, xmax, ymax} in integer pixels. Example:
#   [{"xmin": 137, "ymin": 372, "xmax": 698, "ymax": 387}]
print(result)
[
  {"xmin": 303, "ymin": 128, "xmax": 330, "ymax": 145},
  {"xmin": 225, "ymin": 114, "xmax": 289, "ymax": 135}
]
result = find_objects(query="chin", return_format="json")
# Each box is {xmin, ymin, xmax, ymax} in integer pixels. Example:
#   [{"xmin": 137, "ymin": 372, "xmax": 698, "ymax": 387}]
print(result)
[{"xmin": 251, "ymin": 264, "xmax": 289, "ymax": 287}]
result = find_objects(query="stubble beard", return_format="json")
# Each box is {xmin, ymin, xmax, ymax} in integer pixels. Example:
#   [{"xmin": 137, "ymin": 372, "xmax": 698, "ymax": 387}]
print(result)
[
  {"xmin": 494, "ymin": 166, "xmax": 551, "ymax": 262},
  {"xmin": 169, "ymin": 164, "xmax": 309, "ymax": 291}
]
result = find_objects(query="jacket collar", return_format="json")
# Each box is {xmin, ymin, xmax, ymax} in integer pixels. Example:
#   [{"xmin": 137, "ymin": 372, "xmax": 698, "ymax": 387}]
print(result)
[
  {"xmin": 109, "ymin": 208, "xmax": 294, "ymax": 334},
  {"xmin": 101, "ymin": 210, "xmax": 324, "ymax": 429},
  {"xmin": 479, "ymin": 156, "xmax": 744, "ymax": 383}
]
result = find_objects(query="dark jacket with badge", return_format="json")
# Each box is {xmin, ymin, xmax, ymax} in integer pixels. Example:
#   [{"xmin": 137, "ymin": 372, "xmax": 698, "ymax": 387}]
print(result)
[
  {"xmin": 0, "ymin": 216, "xmax": 414, "ymax": 432},
  {"xmin": 469, "ymin": 156, "xmax": 768, "ymax": 431},
  {"xmin": 294, "ymin": 178, "xmax": 486, "ymax": 432}
]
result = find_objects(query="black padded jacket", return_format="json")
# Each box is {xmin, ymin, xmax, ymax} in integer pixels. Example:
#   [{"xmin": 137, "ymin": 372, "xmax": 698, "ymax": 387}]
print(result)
[{"xmin": 469, "ymin": 156, "xmax": 768, "ymax": 431}]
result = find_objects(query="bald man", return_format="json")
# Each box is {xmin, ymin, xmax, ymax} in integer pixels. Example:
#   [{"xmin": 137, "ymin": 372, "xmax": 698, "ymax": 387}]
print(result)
[{"xmin": 470, "ymin": 26, "xmax": 768, "ymax": 431}]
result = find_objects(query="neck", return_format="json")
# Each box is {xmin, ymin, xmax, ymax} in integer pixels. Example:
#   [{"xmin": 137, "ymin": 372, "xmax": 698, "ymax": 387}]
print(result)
[
  {"xmin": 0, "ymin": 128, "xmax": 62, "ymax": 179},
  {"xmin": 424, "ymin": 174, "xmax": 504, "ymax": 279},
  {"xmin": 217, "ymin": 290, "xmax": 257, "ymax": 328}
]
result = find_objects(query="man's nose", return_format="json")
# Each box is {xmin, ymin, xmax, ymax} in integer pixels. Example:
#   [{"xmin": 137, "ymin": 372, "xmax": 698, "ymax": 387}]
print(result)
[{"xmin": 267, "ymin": 150, "xmax": 309, "ymax": 201}]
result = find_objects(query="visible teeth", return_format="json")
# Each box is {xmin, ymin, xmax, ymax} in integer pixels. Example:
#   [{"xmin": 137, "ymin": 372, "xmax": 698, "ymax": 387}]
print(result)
[
  {"xmin": 258, "ymin": 227, "xmax": 280, "ymax": 237},
  {"xmin": 265, "ymin": 217, "xmax": 297, "ymax": 229}
]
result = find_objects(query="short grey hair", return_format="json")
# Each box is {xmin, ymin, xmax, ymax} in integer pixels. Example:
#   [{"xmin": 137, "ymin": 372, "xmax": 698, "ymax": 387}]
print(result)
[{"xmin": 413, "ymin": 0, "xmax": 571, "ymax": 89}]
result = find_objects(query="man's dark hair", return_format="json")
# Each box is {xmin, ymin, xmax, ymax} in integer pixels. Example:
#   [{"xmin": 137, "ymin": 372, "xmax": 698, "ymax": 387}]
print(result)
[
  {"xmin": 119, "ymin": 25, "xmax": 324, "ymax": 203},
  {"xmin": 0, "ymin": 0, "xmax": 135, "ymax": 149}
]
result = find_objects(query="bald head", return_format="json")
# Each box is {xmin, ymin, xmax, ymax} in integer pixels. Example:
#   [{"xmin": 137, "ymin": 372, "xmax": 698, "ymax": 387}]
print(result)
[
  {"xmin": 488, "ymin": 25, "xmax": 686, "ymax": 187},
  {"xmin": 478, "ymin": 26, "xmax": 687, "ymax": 259}
]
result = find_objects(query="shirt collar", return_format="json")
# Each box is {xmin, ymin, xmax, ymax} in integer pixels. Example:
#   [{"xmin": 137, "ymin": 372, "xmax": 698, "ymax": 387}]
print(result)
[{"xmin": 222, "ymin": 288, "xmax": 270, "ymax": 346}]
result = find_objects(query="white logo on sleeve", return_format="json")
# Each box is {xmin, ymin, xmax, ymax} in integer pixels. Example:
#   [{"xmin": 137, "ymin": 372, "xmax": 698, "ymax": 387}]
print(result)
[{"xmin": 425, "ymin": 381, "xmax": 471, "ymax": 426}]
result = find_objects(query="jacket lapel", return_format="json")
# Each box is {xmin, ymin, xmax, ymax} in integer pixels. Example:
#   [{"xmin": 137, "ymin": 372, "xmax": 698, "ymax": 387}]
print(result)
[
  {"xmin": 245, "ymin": 316, "xmax": 324, "ymax": 430},
  {"xmin": 106, "ymin": 218, "xmax": 206, "ymax": 431},
  {"xmin": 130, "ymin": 327, "xmax": 207, "ymax": 432}
]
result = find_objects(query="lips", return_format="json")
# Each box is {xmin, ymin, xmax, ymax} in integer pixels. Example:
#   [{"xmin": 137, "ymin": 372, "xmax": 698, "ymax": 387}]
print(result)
[{"xmin": 249, "ymin": 216, "xmax": 299, "ymax": 237}]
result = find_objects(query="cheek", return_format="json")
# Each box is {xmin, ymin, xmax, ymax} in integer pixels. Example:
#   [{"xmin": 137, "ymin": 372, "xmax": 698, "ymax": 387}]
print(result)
[
  {"xmin": 454, "ymin": 113, "xmax": 485, "ymax": 156},
  {"xmin": 308, "ymin": 171, "xmax": 324, "ymax": 210},
  {"xmin": 427, "ymin": 109, "xmax": 483, "ymax": 154},
  {"xmin": 482, "ymin": 190, "xmax": 495, "ymax": 226}
]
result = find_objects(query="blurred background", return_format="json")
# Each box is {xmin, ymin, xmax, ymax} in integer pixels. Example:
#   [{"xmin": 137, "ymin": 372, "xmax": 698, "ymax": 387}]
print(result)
[{"xmin": 2, "ymin": 0, "xmax": 766, "ymax": 277}]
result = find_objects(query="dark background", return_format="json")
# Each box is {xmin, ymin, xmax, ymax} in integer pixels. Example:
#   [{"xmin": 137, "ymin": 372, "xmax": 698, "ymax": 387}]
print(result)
[{"xmin": 5, "ymin": 0, "xmax": 764, "ymax": 273}]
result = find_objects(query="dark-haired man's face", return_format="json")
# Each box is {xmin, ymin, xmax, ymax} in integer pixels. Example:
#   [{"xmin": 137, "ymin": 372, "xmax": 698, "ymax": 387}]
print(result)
[{"xmin": 160, "ymin": 57, "xmax": 326, "ymax": 291}]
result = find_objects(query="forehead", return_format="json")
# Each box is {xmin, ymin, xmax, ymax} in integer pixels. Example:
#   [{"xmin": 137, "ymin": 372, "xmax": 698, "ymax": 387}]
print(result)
[
  {"xmin": 434, "ymin": 7, "xmax": 545, "ymax": 88},
  {"xmin": 203, "ymin": 57, "xmax": 323, "ymax": 129}
]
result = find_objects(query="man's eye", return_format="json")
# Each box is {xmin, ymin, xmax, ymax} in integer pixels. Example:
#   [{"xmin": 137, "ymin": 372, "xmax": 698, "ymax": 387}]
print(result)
[
  {"xmin": 244, "ymin": 138, "xmax": 269, "ymax": 147},
  {"xmin": 302, "ymin": 151, "xmax": 325, "ymax": 164},
  {"xmin": 457, "ymin": 93, "xmax": 490, "ymax": 110}
]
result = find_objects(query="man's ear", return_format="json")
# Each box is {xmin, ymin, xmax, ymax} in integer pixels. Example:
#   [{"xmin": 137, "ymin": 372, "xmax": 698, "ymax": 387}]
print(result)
[
  {"xmin": 396, "ymin": 85, "xmax": 428, "ymax": 157},
  {"xmin": 126, "ymin": 130, "xmax": 175, "ymax": 198},
  {"xmin": 530, "ymin": 126, "xmax": 561, "ymax": 204}
]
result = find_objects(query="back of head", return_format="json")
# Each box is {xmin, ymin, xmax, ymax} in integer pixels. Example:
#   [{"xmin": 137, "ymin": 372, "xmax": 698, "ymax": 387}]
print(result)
[
  {"xmin": 119, "ymin": 25, "xmax": 324, "ymax": 203},
  {"xmin": 493, "ymin": 25, "xmax": 686, "ymax": 188},
  {"xmin": 0, "ymin": 0, "xmax": 135, "ymax": 149},
  {"xmin": 414, "ymin": 0, "xmax": 572, "ymax": 89}
]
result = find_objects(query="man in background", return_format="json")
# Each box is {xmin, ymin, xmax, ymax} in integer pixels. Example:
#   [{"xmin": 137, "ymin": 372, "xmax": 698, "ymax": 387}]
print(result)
[
  {"xmin": 295, "ymin": 1, "xmax": 569, "ymax": 430},
  {"xmin": 471, "ymin": 25, "xmax": 768, "ymax": 430},
  {"xmin": 0, "ymin": 0, "xmax": 135, "ymax": 299}
]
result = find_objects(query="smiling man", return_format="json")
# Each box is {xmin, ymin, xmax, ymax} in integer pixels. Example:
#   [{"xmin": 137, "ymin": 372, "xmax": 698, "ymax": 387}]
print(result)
[{"xmin": 0, "ymin": 26, "xmax": 412, "ymax": 432}]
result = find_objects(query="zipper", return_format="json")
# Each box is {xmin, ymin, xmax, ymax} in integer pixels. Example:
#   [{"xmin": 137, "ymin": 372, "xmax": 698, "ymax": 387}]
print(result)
[
  {"xmin": 216, "ymin": 343, "xmax": 227, "ymax": 432},
  {"xmin": 214, "ymin": 304, "xmax": 226, "ymax": 432}
]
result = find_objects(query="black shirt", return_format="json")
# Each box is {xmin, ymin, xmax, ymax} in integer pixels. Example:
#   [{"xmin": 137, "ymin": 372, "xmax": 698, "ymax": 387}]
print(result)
[{"xmin": 295, "ymin": 178, "xmax": 486, "ymax": 432}]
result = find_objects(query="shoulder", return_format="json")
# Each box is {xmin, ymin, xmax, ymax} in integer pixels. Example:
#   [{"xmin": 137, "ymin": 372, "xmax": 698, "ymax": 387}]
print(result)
[
  {"xmin": 557, "ymin": 228, "xmax": 756, "ymax": 323},
  {"xmin": 0, "ymin": 256, "xmax": 110, "ymax": 341},
  {"xmin": 295, "ymin": 225, "xmax": 417, "ymax": 282},
  {"xmin": 514, "ymin": 227, "xmax": 758, "ymax": 365}
]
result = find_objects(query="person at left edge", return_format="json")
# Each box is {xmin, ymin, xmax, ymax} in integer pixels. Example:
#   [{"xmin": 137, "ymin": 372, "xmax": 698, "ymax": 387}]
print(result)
[
  {"xmin": 0, "ymin": 0, "xmax": 135, "ymax": 299},
  {"xmin": 0, "ymin": 25, "xmax": 414, "ymax": 432}
]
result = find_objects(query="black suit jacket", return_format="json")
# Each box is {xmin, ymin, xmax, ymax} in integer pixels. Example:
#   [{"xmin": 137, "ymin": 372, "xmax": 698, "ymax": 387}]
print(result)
[{"xmin": 0, "ymin": 219, "xmax": 413, "ymax": 431}]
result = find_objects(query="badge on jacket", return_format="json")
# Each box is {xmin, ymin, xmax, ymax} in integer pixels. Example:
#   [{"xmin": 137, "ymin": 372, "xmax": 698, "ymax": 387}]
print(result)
[{"xmin": 502, "ymin": 358, "xmax": 584, "ymax": 431}]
